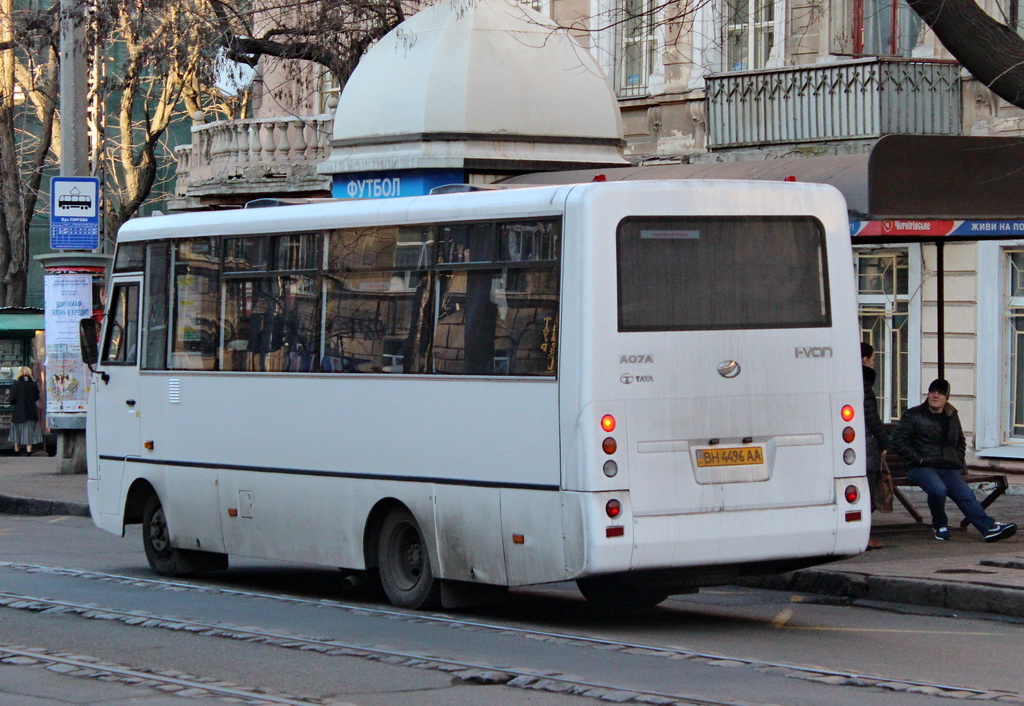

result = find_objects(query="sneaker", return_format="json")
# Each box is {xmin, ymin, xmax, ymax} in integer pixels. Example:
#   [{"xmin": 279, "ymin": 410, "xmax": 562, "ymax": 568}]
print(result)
[
  {"xmin": 933, "ymin": 527, "xmax": 950, "ymax": 541},
  {"xmin": 984, "ymin": 522, "xmax": 1017, "ymax": 543}
]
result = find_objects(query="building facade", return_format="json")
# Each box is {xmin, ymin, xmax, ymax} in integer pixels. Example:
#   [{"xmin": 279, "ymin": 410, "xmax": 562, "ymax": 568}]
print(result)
[{"xmin": 169, "ymin": 0, "xmax": 1024, "ymax": 476}]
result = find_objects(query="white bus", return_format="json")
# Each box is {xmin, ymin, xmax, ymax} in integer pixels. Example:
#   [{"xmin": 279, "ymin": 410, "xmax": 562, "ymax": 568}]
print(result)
[{"xmin": 83, "ymin": 180, "xmax": 868, "ymax": 610}]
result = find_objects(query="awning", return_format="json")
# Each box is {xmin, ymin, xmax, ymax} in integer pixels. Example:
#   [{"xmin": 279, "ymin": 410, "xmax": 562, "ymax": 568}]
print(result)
[
  {"xmin": 0, "ymin": 309, "xmax": 45, "ymax": 333},
  {"xmin": 504, "ymin": 135, "xmax": 1024, "ymax": 228}
]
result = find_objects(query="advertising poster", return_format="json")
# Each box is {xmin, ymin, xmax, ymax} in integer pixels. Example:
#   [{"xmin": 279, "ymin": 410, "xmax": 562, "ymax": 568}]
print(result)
[{"xmin": 44, "ymin": 274, "xmax": 92, "ymax": 414}]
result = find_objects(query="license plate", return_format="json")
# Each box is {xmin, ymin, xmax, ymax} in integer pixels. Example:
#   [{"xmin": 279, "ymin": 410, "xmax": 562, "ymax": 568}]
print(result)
[{"xmin": 695, "ymin": 446, "xmax": 765, "ymax": 468}]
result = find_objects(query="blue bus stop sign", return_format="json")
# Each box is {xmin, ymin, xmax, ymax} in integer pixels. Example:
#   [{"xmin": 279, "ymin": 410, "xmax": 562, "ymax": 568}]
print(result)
[{"xmin": 50, "ymin": 177, "xmax": 101, "ymax": 250}]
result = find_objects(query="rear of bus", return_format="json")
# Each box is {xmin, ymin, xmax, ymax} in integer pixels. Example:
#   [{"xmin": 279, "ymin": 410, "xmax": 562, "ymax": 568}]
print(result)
[{"xmin": 558, "ymin": 180, "xmax": 868, "ymax": 591}]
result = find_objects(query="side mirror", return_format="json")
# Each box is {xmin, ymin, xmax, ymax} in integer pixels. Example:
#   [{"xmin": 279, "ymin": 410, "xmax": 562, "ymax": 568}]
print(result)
[{"xmin": 79, "ymin": 318, "xmax": 99, "ymax": 365}]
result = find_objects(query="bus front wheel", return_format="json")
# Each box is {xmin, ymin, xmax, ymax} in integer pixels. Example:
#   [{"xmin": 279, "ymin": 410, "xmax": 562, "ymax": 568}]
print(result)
[
  {"xmin": 142, "ymin": 494, "xmax": 188, "ymax": 577},
  {"xmin": 378, "ymin": 508, "xmax": 441, "ymax": 610}
]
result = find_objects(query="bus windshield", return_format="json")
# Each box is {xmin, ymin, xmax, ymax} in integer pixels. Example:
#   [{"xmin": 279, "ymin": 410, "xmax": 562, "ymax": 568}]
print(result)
[{"xmin": 616, "ymin": 215, "xmax": 830, "ymax": 331}]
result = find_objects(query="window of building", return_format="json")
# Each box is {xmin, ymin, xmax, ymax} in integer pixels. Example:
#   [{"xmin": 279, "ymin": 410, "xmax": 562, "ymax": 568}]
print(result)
[
  {"xmin": 616, "ymin": 0, "xmax": 658, "ymax": 97},
  {"xmin": 1004, "ymin": 251, "xmax": 1024, "ymax": 438},
  {"xmin": 725, "ymin": 0, "xmax": 775, "ymax": 71},
  {"xmin": 831, "ymin": 0, "xmax": 923, "ymax": 56},
  {"xmin": 856, "ymin": 249, "xmax": 910, "ymax": 421}
]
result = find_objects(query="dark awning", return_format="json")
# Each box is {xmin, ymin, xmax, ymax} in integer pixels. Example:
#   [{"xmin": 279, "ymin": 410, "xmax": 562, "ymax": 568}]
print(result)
[{"xmin": 504, "ymin": 135, "xmax": 1024, "ymax": 223}]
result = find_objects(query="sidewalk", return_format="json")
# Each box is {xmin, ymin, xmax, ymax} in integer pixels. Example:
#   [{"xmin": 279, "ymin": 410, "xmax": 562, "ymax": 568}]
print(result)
[{"xmin": 3, "ymin": 452, "xmax": 1024, "ymax": 618}]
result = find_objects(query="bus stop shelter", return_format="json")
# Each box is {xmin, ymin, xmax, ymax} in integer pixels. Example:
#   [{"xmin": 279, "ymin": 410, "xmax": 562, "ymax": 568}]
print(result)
[{"xmin": 505, "ymin": 134, "xmax": 1024, "ymax": 378}]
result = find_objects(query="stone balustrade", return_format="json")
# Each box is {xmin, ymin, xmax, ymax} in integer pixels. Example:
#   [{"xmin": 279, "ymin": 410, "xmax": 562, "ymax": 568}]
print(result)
[{"xmin": 171, "ymin": 114, "xmax": 334, "ymax": 208}]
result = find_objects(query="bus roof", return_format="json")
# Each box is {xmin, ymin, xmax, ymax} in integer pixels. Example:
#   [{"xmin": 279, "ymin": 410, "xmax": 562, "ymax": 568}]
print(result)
[{"xmin": 116, "ymin": 179, "xmax": 845, "ymax": 242}]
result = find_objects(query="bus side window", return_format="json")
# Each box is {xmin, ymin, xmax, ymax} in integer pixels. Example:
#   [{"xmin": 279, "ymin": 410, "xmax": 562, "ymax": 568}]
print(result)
[{"xmin": 102, "ymin": 283, "xmax": 140, "ymax": 365}]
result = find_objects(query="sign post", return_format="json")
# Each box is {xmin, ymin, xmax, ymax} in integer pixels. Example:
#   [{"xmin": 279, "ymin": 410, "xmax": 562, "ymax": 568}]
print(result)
[
  {"xmin": 50, "ymin": 177, "xmax": 101, "ymax": 250},
  {"xmin": 40, "ymin": 176, "xmax": 109, "ymax": 474}
]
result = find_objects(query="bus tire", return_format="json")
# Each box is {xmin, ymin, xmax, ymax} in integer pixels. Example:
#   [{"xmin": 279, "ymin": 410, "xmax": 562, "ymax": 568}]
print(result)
[
  {"xmin": 576, "ymin": 575, "xmax": 668, "ymax": 611},
  {"xmin": 378, "ymin": 507, "xmax": 441, "ymax": 610},
  {"xmin": 142, "ymin": 494, "xmax": 188, "ymax": 577}
]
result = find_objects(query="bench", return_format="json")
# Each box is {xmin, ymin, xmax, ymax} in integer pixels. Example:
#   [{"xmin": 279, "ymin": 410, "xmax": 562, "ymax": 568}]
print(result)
[{"xmin": 881, "ymin": 423, "xmax": 1009, "ymax": 527}]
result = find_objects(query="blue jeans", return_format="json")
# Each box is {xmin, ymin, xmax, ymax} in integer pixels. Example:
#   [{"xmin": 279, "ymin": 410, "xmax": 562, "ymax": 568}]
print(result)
[{"xmin": 905, "ymin": 466, "xmax": 995, "ymax": 533}]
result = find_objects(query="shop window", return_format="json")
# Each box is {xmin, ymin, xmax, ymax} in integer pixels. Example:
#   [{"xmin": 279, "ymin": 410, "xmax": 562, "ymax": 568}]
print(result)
[
  {"xmin": 1005, "ymin": 251, "xmax": 1024, "ymax": 438},
  {"xmin": 856, "ymin": 249, "xmax": 910, "ymax": 421}
]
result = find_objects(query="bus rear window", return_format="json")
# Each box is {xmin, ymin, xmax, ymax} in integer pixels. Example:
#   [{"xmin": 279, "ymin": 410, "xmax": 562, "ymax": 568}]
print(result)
[{"xmin": 616, "ymin": 216, "xmax": 830, "ymax": 331}]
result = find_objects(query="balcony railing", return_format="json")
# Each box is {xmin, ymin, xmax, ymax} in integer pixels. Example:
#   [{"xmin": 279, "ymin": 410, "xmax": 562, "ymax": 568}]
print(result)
[
  {"xmin": 172, "ymin": 114, "xmax": 334, "ymax": 206},
  {"xmin": 706, "ymin": 58, "xmax": 962, "ymax": 149}
]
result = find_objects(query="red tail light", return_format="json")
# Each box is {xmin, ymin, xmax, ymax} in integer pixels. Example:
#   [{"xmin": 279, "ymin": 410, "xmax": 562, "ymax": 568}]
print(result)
[
  {"xmin": 841, "ymin": 405, "xmax": 855, "ymax": 422},
  {"xmin": 601, "ymin": 414, "xmax": 616, "ymax": 432},
  {"xmin": 606, "ymin": 499, "xmax": 622, "ymax": 518}
]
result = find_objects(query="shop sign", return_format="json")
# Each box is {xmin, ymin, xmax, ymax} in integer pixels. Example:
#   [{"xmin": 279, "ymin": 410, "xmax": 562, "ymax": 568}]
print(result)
[{"xmin": 852, "ymin": 220, "xmax": 1024, "ymax": 238}]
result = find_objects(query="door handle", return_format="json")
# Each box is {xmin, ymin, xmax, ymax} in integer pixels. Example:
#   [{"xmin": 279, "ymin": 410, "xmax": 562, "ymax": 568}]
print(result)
[{"xmin": 125, "ymin": 399, "xmax": 136, "ymax": 406}]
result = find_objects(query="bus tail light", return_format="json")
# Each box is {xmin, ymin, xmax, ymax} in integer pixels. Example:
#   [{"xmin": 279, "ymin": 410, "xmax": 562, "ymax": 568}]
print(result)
[
  {"xmin": 601, "ymin": 414, "xmax": 616, "ymax": 432},
  {"xmin": 603, "ymin": 460, "xmax": 618, "ymax": 477},
  {"xmin": 606, "ymin": 499, "xmax": 621, "ymax": 518},
  {"xmin": 842, "ymin": 426, "xmax": 855, "ymax": 443},
  {"xmin": 841, "ymin": 405, "xmax": 855, "ymax": 422},
  {"xmin": 843, "ymin": 448, "xmax": 856, "ymax": 465},
  {"xmin": 602, "ymin": 437, "xmax": 617, "ymax": 455},
  {"xmin": 844, "ymin": 485, "xmax": 859, "ymax": 503}
]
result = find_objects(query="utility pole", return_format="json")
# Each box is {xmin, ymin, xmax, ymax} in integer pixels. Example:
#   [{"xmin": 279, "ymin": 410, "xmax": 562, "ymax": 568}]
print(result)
[
  {"xmin": 59, "ymin": 0, "xmax": 88, "ymax": 178},
  {"xmin": 37, "ymin": 0, "xmax": 110, "ymax": 474}
]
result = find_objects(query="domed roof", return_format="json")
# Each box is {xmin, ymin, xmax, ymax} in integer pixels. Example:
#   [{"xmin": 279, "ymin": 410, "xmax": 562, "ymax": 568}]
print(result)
[{"xmin": 319, "ymin": 0, "xmax": 626, "ymax": 174}]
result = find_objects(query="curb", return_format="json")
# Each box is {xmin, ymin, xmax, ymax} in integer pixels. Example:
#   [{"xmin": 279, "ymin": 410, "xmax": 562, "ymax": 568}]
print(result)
[
  {"xmin": 0, "ymin": 494, "xmax": 90, "ymax": 518},
  {"xmin": 744, "ymin": 568, "xmax": 1024, "ymax": 619}
]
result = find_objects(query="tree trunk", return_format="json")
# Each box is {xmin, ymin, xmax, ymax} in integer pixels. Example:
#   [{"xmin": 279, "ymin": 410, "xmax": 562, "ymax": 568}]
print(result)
[{"xmin": 907, "ymin": 0, "xmax": 1024, "ymax": 109}]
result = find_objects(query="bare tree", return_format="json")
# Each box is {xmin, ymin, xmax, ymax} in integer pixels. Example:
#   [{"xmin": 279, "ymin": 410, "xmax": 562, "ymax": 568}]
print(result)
[
  {"xmin": 208, "ymin": 0, "xmax": 409, "ymax": 94},
  {"xmin": 0, "ymin": 0, "xmax": 58, "ymax": 305},
  {"xmin": 905, "ymin": 0, "xmax": 1024, "ymax": 109}
]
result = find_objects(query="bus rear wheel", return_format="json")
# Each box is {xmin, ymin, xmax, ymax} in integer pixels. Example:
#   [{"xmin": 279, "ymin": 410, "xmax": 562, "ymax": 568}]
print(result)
[
  {"xmin": 378, "ymin": 508, "xmax": 441, "ymax": 610},
  {"xmin": 142, "ymin": 494, "xmax": 188, "ymax": 577},
  {"xmin": 576, "ymin": 575, "xmax": 669, "ymax": 611}
]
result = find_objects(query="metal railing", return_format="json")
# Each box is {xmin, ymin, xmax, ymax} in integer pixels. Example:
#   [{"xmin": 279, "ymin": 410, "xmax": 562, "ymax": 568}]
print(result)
[
  {"xmin": 172, "ymin": 114, "xmax": 334, "ymax": 201},
  {"xmin": 706, "ymin": 58, "xmax": 962, "ymax": 149}
]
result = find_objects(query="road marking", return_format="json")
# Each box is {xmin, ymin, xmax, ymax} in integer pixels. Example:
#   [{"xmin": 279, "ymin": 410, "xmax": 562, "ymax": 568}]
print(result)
[
  {"xmin": 771, "ymin": 608, "xmax": 794, "ymax": 627},
  {"xmin": 777, "ymin": 625, "xmax": 1003, "ymax": 635}
]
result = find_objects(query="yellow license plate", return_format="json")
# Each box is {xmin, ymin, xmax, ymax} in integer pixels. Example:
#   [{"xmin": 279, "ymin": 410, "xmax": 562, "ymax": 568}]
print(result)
[{"xmin": 695, "ymin": 446, "xmax": 765, "ymax": 468}]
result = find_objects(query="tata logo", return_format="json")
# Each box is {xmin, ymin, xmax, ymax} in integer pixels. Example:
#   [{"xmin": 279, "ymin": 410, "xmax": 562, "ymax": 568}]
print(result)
[
  {"xmin": 620, "ymin": 354, "xmax": 654, "ymax": 364},
  {"xmin": 795, "ymin": 346, "xmax": 833, "ymax": 359},
  {"xmin": 620, "ymin": 373, "xmax": 635, "ymax": 384}
]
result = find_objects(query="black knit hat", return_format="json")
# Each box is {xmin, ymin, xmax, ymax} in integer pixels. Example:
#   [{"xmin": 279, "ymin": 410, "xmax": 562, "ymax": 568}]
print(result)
[{"xmin": 928, "ymin": 378, "xmax": 950, "ymax": 396}]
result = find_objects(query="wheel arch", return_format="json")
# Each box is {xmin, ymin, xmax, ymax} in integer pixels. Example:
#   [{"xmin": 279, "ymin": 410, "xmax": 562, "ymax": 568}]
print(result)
[
  {"xmin": 124, "ymin": 478, "xmax": 157, "ymax": 526},
  {"xmin": 362, "ymin": 498, "xmax": 407, "ymax": 571}
]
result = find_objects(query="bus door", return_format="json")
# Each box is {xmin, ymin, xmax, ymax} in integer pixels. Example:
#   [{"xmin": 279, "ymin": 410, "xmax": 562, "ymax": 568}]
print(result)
[{"xmin": 94, "ymin": 278, "xmax": 142, "ymax": 514}]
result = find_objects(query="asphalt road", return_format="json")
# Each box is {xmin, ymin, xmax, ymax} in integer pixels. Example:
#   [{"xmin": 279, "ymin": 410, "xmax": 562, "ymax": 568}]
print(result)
[{"xmin": 1, "ymin": 514, "xmax": 1023, "ymax": 705}]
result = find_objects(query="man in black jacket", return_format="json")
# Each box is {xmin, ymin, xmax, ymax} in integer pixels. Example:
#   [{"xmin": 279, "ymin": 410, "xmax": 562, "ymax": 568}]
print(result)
[
  {"xmin": 861, "ymin": 342, "xmax": 888, "ymax": 548},
  {"xmin": 890, "ymin": 379, "xmax": 1017, "ymax": 542}
]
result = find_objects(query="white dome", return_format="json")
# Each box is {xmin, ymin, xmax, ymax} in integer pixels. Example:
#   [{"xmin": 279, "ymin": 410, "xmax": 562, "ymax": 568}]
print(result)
[{"xmin": 320, "ymin": 0, "xmax": 626, "ymax": 174}]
